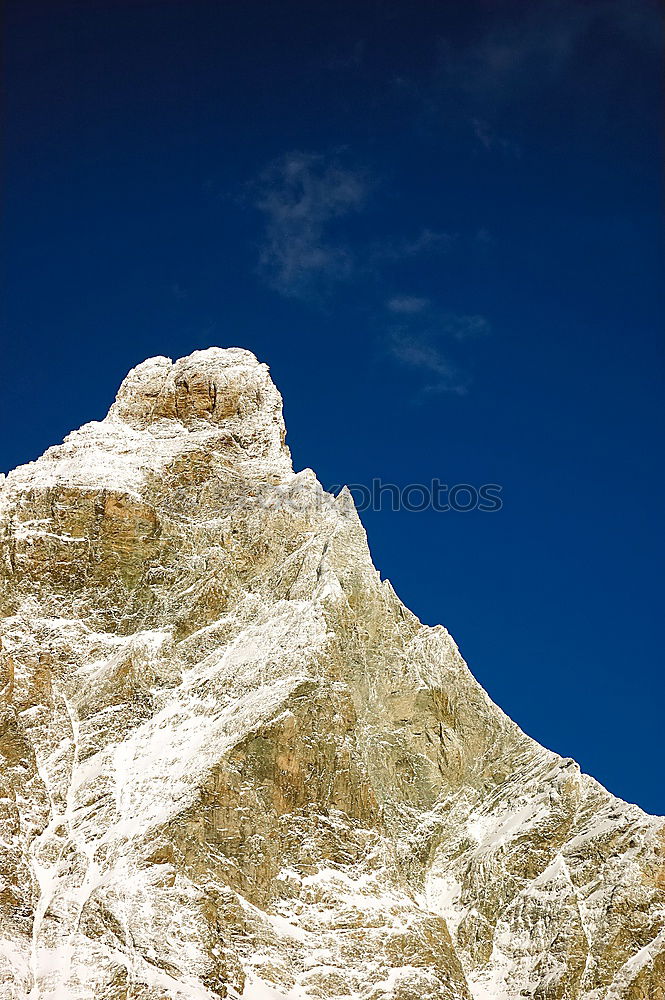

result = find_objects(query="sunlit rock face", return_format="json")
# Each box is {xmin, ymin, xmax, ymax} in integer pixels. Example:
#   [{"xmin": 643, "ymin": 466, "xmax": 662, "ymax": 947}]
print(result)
[{"xmin": 0, "ymin": 347, "xmax": 663, "ymax": 1000}]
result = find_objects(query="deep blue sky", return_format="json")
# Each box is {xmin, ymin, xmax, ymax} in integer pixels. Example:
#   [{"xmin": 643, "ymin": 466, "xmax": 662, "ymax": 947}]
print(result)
[{"xmin": 4, "ymin": 0, "xmax": 663, "ymax": 812}]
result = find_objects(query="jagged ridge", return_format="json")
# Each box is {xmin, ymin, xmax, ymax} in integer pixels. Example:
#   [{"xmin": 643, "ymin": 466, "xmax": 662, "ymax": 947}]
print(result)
[{"xmin": 0, "ymin": 348, "xmax": 663, "ymax": 999}]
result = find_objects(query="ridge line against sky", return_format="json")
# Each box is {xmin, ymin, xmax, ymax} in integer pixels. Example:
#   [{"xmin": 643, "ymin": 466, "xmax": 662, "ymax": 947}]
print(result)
[{"xmin": 3, "ymin": 0, "xmax": 663, "ymax": 812}]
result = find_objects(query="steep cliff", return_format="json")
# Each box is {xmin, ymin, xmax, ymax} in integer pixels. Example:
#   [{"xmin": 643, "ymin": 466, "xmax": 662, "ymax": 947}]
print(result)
[{"xmin": 1, "ymin": 348, "xmax": 663, "ymax": 999}]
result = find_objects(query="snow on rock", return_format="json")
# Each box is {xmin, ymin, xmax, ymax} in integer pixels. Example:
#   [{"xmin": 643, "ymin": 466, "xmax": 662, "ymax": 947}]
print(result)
[{"xmin": 0, "ymin": 347, "xmax": 663, "ymax": 1000}]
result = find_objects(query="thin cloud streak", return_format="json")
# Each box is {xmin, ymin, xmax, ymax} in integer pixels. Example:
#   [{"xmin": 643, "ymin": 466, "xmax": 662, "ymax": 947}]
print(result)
[
  {"xmin": 388, "ymin": 330, "xmax": 468, "ymax": 396},
  {"xmin": 387, "ymin": 296, "xmax": 430, "ymax": 314},
  {"xmin": 384, "ymin": 301, "xmax": 491, "ymax": 395},
  {"xmin": 371, "ymin": 228, "xmax": 455, "ymax": 263},
  {"xmin": 444, "ymin": 313, "xmax": 490, "ymax": 340}
]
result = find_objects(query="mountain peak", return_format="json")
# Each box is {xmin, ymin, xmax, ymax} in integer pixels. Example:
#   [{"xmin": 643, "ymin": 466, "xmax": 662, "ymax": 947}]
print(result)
[
  {"xmin": 109, "ymin": 346, "xmax": 288, "ymax": 457},
  {"xmin": 0, "ymin": 349, "xmax": 663, "ymax": 999}
]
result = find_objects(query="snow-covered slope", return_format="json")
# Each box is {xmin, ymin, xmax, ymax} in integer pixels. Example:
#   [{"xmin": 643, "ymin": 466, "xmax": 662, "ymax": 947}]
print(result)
[{"xmin": 0, "ymin": 348, "xmax": 663, "ymax": 999}]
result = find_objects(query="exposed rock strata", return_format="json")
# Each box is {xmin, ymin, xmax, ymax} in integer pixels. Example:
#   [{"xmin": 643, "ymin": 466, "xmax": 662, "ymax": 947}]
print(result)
[{"xmin": 0, "ymin": 347, "xmax": 662, "ymax": 999}]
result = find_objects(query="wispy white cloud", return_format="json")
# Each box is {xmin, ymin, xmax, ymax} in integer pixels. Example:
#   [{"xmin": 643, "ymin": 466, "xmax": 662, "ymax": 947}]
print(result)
[
  {"xmin": 439, "ymin": 0, "xmax": 657, "ymax": 105},
  {"xmin": 372, "ymin": 228, "xmax": 455, "ymax": 263},
  {"xmin": 471, "ymin": 118, "xmax": 521, "ymax": 156},
  {"xmin": 400, "ymin": 0, "xmax": 658, "ymax": 154},
  {"xmin": 400, "ymin": 228, "xmax": 455, "ymax": 255},
  {"xmin": 384, "ymin": 303, "xmax": 491, "ymax": 394},
  {"xmin": 388, "ymin": 331, "xmax": 467, "ymax": 395},
  {"xmin": 386, "ymin": 295, "xmax": 430, "ymax": 314},
  {"xmin": 443, "ymin": 313, "xmax": 490, "ymax": 340},
  {"xmin": 253, "ymin": 151, "xmax": 461, "ymax": 300},
  {"xmin": 255, "ymin": 151, "xmax": 367, "ymax": 299}
]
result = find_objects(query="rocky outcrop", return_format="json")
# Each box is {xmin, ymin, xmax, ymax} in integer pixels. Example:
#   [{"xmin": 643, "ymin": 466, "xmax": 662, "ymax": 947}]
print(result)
[{"xmin": 0, "ymin": 347, "xmax": 663, "ymax": 999}]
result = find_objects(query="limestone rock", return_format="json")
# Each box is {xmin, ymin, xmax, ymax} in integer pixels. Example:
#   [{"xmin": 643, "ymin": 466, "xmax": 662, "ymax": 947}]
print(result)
[{"xmin": 0, "ymin": 348, "xmax": 662, "ymax": 999}]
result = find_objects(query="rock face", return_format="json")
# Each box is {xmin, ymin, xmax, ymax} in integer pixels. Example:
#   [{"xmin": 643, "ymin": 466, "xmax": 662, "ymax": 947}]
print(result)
[{"xmin": 0, "ymin": 347, "xmax": 663, "ymax": 1000}]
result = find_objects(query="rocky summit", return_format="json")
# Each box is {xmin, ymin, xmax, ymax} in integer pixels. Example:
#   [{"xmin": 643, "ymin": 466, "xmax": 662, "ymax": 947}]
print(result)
[{"xmin": 0, "ymin": 347, "xmax": 663, "ymax": 1000}]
